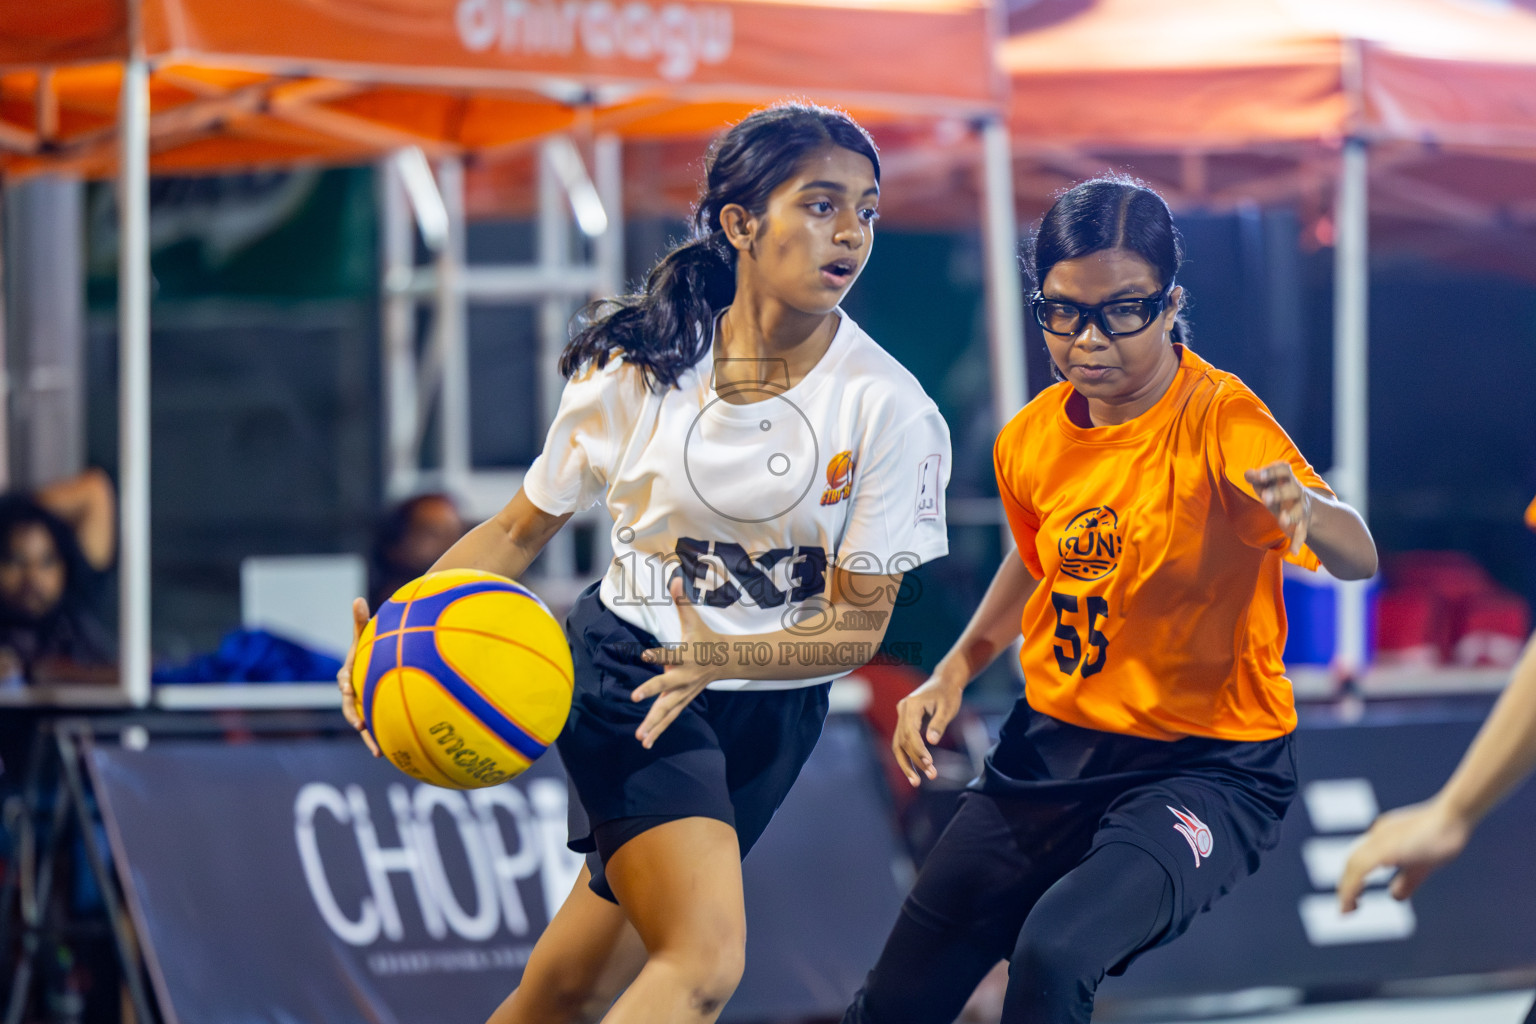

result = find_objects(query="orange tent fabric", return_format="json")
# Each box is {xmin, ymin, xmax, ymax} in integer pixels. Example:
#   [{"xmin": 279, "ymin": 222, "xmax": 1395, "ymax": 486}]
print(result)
[
  {"xmin": 1002, "ymin": 0, "xmax": 1536, "ymax": 150},
  {"xmin": 1, "ymin": 1, "xmax": 129, "ymax": 66},
  {"xmin": 0, "ymin": 0, "xmax": 1000, "ymax": 178},
  {"xmin": 989, "ymin": 0, "xmax": 1536, "ymax": 268}
]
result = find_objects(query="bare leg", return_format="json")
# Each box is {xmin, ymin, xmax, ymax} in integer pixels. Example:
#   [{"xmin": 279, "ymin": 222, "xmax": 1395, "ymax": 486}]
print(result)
[
  {"xmin": 486, "ymin": 864, "xmax": 647, "ymax": 1024},
  {"xmin": 601, "ymin": 817, "xmax": 747, "ymax": 1024}
]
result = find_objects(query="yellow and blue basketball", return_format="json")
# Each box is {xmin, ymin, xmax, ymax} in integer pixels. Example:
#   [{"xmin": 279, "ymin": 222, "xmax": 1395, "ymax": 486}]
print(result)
[{"xmin": 351, "ymin": 569, "xmax": 574, "ymax": 789}]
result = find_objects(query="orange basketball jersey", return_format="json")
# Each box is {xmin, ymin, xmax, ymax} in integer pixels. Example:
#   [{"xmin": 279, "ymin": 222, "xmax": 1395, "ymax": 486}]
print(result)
[{"xmin": 995, "ymin": 347, "xmax": 1331, "ymax": 742}]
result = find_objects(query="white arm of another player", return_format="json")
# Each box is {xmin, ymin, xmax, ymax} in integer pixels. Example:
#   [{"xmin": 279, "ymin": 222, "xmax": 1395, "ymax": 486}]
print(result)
[{"xmin": 1339, "ymin": 630, "xmax": 1536, "ymax": 912}]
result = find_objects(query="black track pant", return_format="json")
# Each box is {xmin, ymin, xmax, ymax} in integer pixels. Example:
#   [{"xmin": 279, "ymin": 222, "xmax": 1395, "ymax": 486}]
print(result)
[
  {"xmin": 846, "ymin": 705, "xmax": 1294, "ymax": 1023},
  {"xmin": 844, "ymin": 807, "xmax": 1174, "ymax": 1023}
]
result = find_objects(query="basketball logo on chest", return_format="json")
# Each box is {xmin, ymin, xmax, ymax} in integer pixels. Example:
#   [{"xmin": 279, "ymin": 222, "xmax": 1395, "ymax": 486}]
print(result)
[{"xmin": 1057, "ymin": 505, "xmax": 1122, "ymax": 581}]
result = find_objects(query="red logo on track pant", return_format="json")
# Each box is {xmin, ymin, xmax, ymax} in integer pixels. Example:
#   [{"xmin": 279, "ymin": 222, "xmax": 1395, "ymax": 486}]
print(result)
[{"xmin": 1168, "ymin": 806, "xmax": 1213, "ymax": 868}]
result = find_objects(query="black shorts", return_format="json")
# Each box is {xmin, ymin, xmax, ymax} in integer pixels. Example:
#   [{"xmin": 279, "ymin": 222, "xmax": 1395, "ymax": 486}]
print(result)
[
  {"xmin": 556, "ymin": 582, "xmax": 831, "ymax": 903},
  {"xmin": 951, "ymin": 699, "xmax": 1298, "ymax": 963}
]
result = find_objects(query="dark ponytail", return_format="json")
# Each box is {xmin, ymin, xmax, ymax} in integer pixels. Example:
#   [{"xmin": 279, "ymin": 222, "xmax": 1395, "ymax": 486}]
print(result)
[
  {"xmin": 1025, "ymin": 173, "xmax": 1192, "ymax": 347},
  {"xmin": 560, "ymin": 103, "xmax": 880, "ymax": 391}
]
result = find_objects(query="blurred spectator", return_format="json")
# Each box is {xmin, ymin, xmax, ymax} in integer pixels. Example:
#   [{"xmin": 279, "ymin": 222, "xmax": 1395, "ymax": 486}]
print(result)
[
  {"xmin": 0, "ymin": 468, "xmax": 116, "ymax": 685},
  {"xmin": 368, "ymin": 492, "xmax": 467, "ymax": 610}
]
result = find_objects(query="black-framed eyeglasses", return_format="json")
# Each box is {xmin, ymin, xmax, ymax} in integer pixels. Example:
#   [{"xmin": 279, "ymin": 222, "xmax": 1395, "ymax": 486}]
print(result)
[{"xmin": 1030, "ymin": 290, "xmax": 1170, "ymax": 338}]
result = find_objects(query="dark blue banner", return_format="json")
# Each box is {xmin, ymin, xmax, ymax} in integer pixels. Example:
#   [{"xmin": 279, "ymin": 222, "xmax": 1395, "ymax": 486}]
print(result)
[{"xmin": 87, "ymin": 717, "xmax": 906, "ymax": 1024}]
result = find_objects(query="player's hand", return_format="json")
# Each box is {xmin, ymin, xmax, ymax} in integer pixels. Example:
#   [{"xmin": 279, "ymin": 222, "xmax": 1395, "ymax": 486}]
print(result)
[
  {"xmin": 1245, "ymin": 462, "xmax": 1312, "ymax": 555},
  {"xmin": 336, "ymin": 597, "xmax": 381, "ymax": 757},
  {"xmin": 892, "ymin": 664, "xmax": 967, "ymax": 787},
  {"xmin": 634, "ymin": 578, "xmax": 719, "ymax": 750},
  {"xmin": 1337, "ymin": 799, "xmax": 1471, "ymax": 913}
]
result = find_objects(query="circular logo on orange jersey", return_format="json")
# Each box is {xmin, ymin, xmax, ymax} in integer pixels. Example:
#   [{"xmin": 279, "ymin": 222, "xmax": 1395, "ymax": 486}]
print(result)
[{"xmin": 1058, "ymin": 505, "xmax": 1122, "ymax": 581}]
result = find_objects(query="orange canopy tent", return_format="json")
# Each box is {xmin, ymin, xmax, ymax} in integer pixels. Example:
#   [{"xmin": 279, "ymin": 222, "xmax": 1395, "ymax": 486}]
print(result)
[
  {"xmin": 1000, "ymin": 0, "xmax": 1536, "ymax": 223},
  {"xmin": 0, "ymin": 0, "xmax": 1013, "ymax": 708},
  {"xmin": 1004, "ymin": 0, "xmax": 1536, "ymax": 148},
  {"xmin": 999, "ymin": 0, "xmax": 1536, "ymax": 677},
  {"xmin": 1, "ymin": 0, "xmax": 1000, "ymax": 178}
]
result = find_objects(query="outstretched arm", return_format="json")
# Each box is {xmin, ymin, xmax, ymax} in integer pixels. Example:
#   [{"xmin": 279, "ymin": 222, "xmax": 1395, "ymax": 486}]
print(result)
[
  {"xmin": 428, "ymin": 488, "xmax": 572, "ymax": 580},
  {"xmin": 891, "ymin": 549, "xmax": 1039, "ymax": 787},
  {"xmin": 1339, "ymin": 631, "xmax": 1536, "ymax": 911},
  {"xmin": 1245, "ymin": 463, "xmax": 1378, "ymax": 580}
]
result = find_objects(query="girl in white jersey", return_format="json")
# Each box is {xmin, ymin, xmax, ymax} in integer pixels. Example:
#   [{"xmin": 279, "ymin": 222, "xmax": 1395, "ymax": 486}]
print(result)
[{"xmin": 339, "ymin": 103, "xmax": 951, "ymax": 1024}]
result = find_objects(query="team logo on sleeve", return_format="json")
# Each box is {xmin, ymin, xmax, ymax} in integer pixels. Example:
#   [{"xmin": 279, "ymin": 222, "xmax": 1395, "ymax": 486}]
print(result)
[
  {"xmin": 821, "ymin": 451, "xmax": 854, "ymax": 506},
  {"xmin": 1058, "ymin": 505, "xmax": 1122, "ymax": 581},
  {"xmin": 915, "ymin": 454, "xmax": 942, "ymax": 524},
  {"xmin": 1168, "ymin": 806, "xmax": 1213, "ymax": 868}
]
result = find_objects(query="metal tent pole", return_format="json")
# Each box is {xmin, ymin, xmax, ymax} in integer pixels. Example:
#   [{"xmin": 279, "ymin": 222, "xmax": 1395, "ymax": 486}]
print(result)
[
  {"xmin": 1332, "ymin": 135, "xmax": 1370, "ymax": 680},
  {"xmin": 537, "ymin": 140, "xmax": 576, "ymax": 580},
  {"xmin": 980, "ymin": 117, "xmax": 1027, "ymax": 554},
  {"xmin": 118, "ymin": 56, "xmax": 152, "ymax": 707},
  {"xmin": 379, "ymin": 157, "xmax": 417, "ymax": 500},
  {"xmin": 592, "ymin": 135, "xmax": 624, "ymax": 300},
  {"xmin": 434, "ymin": 157, "xmax": 469, "ymax": 493},
  {"xmin": 1332, "ymin": 38, "xmax": 1372, "ymax": 683}
]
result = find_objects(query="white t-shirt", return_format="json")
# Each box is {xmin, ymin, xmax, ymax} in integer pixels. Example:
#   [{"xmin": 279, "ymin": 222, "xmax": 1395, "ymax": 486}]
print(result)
[{"xmin": 523, "ymin": 310, "xmax": 951, "ymax": 691}]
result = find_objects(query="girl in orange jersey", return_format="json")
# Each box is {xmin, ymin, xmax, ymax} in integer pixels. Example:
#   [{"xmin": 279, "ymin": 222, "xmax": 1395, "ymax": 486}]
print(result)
[{"xmin": 843, "ymin": 177, "xmax": 1378, "ymax": 1024}]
